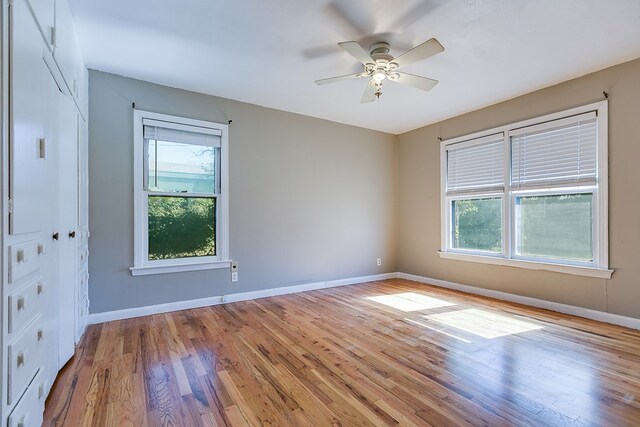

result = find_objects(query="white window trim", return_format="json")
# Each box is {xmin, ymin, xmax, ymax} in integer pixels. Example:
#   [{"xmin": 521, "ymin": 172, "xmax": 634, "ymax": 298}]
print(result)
[
  {"xmin": 438, "ymin": 251, "xmax": 612, "ymax": 279},
  {"xmin": 440, "ymin": 101, "xmax": 612, "ymax": 279},
  {"xmin": 131, "ymin": 110, "xmax": 230, "ymax": 276}
]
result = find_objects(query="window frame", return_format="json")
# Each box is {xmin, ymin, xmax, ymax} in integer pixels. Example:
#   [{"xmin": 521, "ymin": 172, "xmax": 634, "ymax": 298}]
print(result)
[
  {"xmin": 131, "ymin": 110, "xmax": 230, "ymax": 276},
  {"xmin": 510, "ymin": 187, "xmax": 597, "ymax": 267},
  {"xmin": 446, "ymin": 193, "xmax": 505, "ymax": 257},
  {"xmin": 439, "ymin": 101, "xmax": 612, "ymax": 279}
]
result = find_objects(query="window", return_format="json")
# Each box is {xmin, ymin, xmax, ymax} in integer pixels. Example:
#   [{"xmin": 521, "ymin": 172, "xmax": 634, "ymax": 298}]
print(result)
[
  {"xmin": 440, "ymin": 102, "xmax": 611, "ymax": 278},
  {"xmin": 131, "ymin": 111, "xmax": 229, "ymax": 275},
  {"xmin": 446, "ymin": 134, "xmax": 505, "ymax": 254}
]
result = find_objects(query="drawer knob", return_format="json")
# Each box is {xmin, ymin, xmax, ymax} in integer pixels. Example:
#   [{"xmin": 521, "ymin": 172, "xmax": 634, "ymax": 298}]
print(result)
[
  {"xmin": 37, "ymin": 282, "xmax": 44, "ymax": 294},
  {"xmin": 16, "ymin": 249, "xmax": 26, "ymax": 263},
  {"xmin": 37, "ymin": 243, "xmax": 45, "ymax": 255},
  {"xmin": 17, "ymin": 297, "xmax": 25, "ymax": 311},
  {"xmin": 37, "ymin": 329, "xmax": 44, "ymax": 341},
  {"xmin": 17, "ymin": 351, "xmax": 25, "ymax": 367}
]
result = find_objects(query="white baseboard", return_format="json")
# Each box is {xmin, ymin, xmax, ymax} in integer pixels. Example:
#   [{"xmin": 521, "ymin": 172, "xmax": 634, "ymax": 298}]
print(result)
[
  {"xmin": 88, "ymin": 271, "xmax": 640, "ymax": 330},
  {"xmin": 397, "ymin": 272, "xmax": 640, "ymax": 330},
  {"xmin": 88, "ymin": 272, "xmax": 396, "ymax": 324}
]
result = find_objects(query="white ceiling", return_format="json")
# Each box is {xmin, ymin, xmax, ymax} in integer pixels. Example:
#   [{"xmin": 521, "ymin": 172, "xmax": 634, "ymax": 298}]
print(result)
[{"xmin": 69, "ymin": 0, "xmax": 640, "ymax": 135}]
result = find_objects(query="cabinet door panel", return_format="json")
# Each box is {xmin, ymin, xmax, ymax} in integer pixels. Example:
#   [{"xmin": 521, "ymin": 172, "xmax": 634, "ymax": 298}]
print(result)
[
  {"xmin": 10, "ymin": 0, "xmax": 51, "ymax": 235},
  {"xmin": 53, "ymin": 0, "xmax": 82, "ymax": 98},
  {"xmin": 26, "ymin": 0, "xmax": 54, "ymax": 46}
]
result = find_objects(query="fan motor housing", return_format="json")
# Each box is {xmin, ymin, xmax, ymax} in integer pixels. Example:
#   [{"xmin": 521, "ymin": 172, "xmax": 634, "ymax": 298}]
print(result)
[{"xmin": 369, "ymin": 42, "xmax": 394, "ymax": 63}]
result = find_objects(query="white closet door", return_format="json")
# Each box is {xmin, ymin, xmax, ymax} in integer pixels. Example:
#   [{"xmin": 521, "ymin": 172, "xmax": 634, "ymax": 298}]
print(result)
[
  {"xmin": 45, "ymin": 73, "xmax": 62, "ymax": 382},
  {"xmin": 10, "ymin": 0, "xmax": 50, "ymax": 235},
  {"xmin": 57, "ymin": 93, "xmax": 78, "ymax": 367}
]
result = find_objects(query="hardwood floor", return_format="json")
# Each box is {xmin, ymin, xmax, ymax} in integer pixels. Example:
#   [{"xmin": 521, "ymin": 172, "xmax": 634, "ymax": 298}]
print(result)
[{"xmin": 44, "ymin": 279, "xmax": 640, "ymax": 426}]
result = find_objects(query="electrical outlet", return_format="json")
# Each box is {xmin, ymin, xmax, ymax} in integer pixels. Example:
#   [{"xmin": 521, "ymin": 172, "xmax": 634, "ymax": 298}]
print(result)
[
  {"xmin": 376, "ymin": 258, "xmax": 382, "ymax": 266},
  {"xmin": 231, "ymin": 261, "xmax": 238, "ymax": 282}
]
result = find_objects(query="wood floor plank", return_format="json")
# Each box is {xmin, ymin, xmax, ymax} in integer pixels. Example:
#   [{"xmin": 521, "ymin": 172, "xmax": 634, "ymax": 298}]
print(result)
[{"xmin": 44, "ymin": 279, "xmax": 640, "ymax": 426}]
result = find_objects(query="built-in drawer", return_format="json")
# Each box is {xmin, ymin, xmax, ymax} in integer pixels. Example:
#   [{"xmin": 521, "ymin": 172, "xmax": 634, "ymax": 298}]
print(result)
[
  {"xmin": 8, "ymin": 278, "xmax": 46, "ymax": 334},
  {"xmin": 9, "ymin": 240, "xmax": 44, "ymax": 283},
  {"xmin": 7, "ymin": 315, "xmax": 47, "ymax": 405},
  {"xmin": 7, "ymin": 369, "xmax": 46, "ymax": 427}
]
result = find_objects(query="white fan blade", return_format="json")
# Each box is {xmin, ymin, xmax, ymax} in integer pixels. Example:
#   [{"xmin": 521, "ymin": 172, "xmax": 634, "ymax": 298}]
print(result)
[
  {"xmin": 338, "ymin": 41, "xmax": 374, "ymax": 65},
  {"xmin": 394, "ymin": 72, "xmax": 438, "ymax": 92},
  {"xmin": 361, "ymin": 79, "xmax": 377, "ymax": 103},
  {"xmin": 392, "ymin": 38, "xmax": 444, "ymax": 69},
  {"xmin": 315, "ymin": 73, "xmax": 364, "ymax": 85}
]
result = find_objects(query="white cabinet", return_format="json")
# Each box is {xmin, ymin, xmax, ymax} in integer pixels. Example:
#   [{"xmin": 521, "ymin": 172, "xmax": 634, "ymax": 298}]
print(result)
[{"xmin": 2, "ymin": 0, "xmax": 89, "ymax": 424}]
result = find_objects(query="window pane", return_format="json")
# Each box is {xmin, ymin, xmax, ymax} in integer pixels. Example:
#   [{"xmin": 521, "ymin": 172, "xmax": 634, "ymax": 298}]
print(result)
[
  {"xmin": 452, "ymin": 198, "xmax": 502, "ymax": 252},
  {"xmin": 147, "ymin": 140, "xmax": 216, "ymax": 193},
  {"xmin": 515, "ymin": 194, "xmax": 592, "ymax": 262},
  {"xmin": 148, "ymin": 196, "xmax": 216, "ymax": 260}
]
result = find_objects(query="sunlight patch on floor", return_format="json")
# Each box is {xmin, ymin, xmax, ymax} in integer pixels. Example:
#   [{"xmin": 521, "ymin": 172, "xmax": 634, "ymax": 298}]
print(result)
[
  {"xmin": 367, "ymin": 292, "xmax": 456, "ymax": 312},
  {"xmin": 425, "ymin": 308, "xmax": 543, "ymax": 339},
  {"xmin": 405, "ymin": 318, "xmax": 472, "ymax": 343}
]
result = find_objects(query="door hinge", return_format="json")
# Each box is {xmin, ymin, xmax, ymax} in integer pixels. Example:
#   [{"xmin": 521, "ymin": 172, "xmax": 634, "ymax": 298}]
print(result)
[
  {"xmin": 50, "ymin": 27, "xmax": 56, "ymax": 48},
  {"xmin": 8, "ymin": 199, "xmax": 13, "ymax": 214}
]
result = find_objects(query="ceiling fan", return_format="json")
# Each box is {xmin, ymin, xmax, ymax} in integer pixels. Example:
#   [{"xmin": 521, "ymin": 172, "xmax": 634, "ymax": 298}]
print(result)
[{"xmin": 314, "ymin": 38, "xmax": 444, "ymax": 103}]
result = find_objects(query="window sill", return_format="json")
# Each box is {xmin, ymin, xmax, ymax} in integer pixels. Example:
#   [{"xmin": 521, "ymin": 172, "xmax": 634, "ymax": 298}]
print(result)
[
  {"xmin": 130, "ymin": 260, "xmax": 231, "ymax": 276},
  {"xmin": 438, "ymin": 251, "xmax": 613, "ymax": 279}
]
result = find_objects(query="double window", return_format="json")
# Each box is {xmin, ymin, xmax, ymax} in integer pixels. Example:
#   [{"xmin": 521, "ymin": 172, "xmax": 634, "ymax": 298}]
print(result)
[
  {"xmin": 441, "ymin": 102, "xmax": 610, "ymax": 278},
  {"xmin": 131, "ymin": 111, "xmax": 229, "ymax": 275}
]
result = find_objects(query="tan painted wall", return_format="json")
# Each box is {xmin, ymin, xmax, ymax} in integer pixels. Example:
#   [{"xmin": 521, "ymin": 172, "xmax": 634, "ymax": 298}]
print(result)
[{"xmin": 397, "ymin": 57, "xmax": 640, "ymax": 319}]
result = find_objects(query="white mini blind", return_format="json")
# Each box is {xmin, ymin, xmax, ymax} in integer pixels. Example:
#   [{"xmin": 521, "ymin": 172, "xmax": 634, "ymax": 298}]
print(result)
[
  {"xmin": 511, "ymin": 113, "xmax": 597, "ymax": 189},
  {"xmin": 143, "ymin": 121, "xmax": 221, "ymax": 147},
  {"xmin": 446, "ymin": 134, "xmax": 505, "ymax": 195}
]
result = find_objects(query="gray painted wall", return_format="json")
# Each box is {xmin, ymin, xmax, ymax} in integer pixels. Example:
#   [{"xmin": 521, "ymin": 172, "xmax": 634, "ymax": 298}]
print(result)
[{"xmin": 88, "ymin": 71, "xmax": 397, "ymax": 314}]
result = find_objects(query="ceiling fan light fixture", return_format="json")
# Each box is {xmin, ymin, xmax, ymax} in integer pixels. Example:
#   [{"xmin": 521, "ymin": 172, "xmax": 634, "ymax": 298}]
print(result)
[
  {"xmin": 316, "ymin": 38, "xmax": 444, "ymax": 102},
  {"xmin": 372, "ymin": 71, "xmax": 386, "ymax": 84}
]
